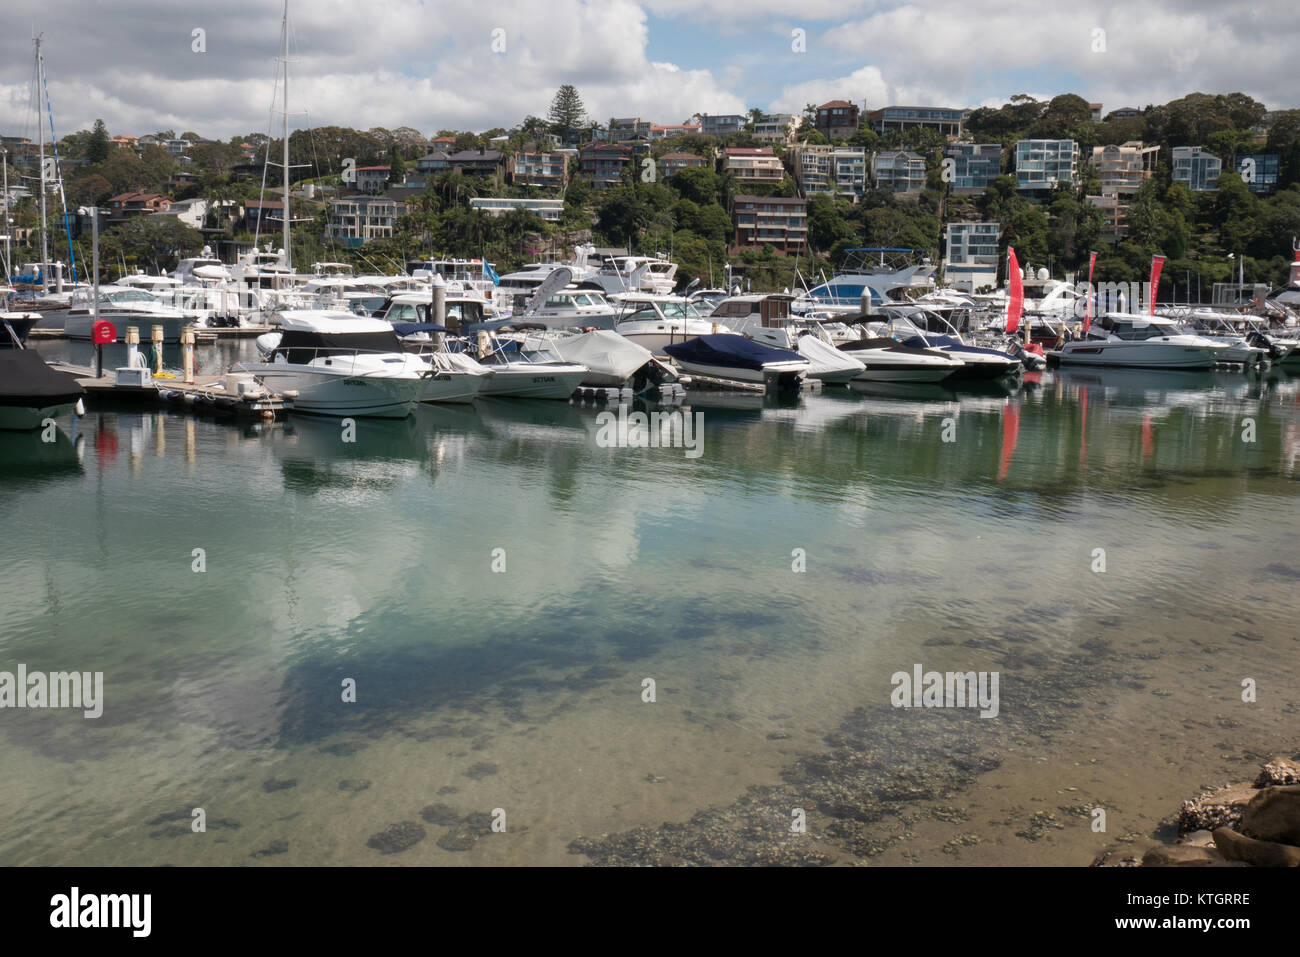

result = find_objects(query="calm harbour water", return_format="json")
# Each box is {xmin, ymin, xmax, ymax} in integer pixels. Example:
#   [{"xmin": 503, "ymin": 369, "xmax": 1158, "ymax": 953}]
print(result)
[{"xmin": 1, "ymin": 339, "xmax": 1298, "ymax": 865}]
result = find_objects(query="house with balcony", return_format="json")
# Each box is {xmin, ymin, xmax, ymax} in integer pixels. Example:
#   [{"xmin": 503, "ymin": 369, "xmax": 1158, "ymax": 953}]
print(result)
[
  {"xmin": 696, "ymin": 113, "xmax": 747, "ymax": 138},
  {"xmin": 106, "ymin": 191, "xmax": 172, "ymax": 223},
  {"xmin": 868, "ymin": 106, "xmax": 967, "ymax": 137},
  {"xmin": 659, "ymin": 152, "xmax": 709, "ymax": 178},
  {"xmin": 609, "ymin": 118, "xmax": 654, "ymax": 142},
  {"xmin": 944, "ymin": 222, "xmax": 1000, "ymax": 292},
  {"xmin": 754, "ymin": 113, "xmax": 800, "ymax": 144},
  {"xmin": 722, "ymin": 147, "xmax": 785, "ymax": 186},
  {"xmin": 469, "ymin": 197, "xmax": 564, "ymax": 223},
  {"xmin": 731, "ymin": 195, "xmax": 807, "ymax": 253},
  {"xmin": 792, "ymin": 145, "xmax": 833, "ymax": 196},
  {"xmin": 110, "ymin": 134, "xmax": 139, "ymax": 151},
  {"xmin": 328, "ymin": 195, "xmax": 408, "ymax": 248},
  {"xmin": 508, "ymin": 148, "xmax": 570, "ymax": 190},
  {"xmin": 578, "ymin": 143, "xmax": 632, "ymax": 188},
  {"xmin": 1014, "ymin": 139, "xmax": 1078, "ymax": 191},
  {"xmin": 944, "ymin": 143, "xmax": 1002, "ymax": 194},
  {"xmin": 1171, "ymin": 146, "xmax": 1222, "ymax": 192},
  {"xmin": 1083, "ymin": 141, "xmax": 1157, "ymax": 237},
  {"xmin": 648, "ymin": 124, "xmax": 701, "ymax": 140},
  {"xmin": 873, "ymin": 150, "xmax": 926, "ymax": 196},
  {"xmin": 447, "ymin": 149, "xmax": 504, "ymax": 179},
  {"xmin": 815, "ymin": 101, "xmax": 860, "ymax": 140},
  {"xmin": 831, "ymin": 148, "xmax": 869, "ymax": 200},
  {"xmin": 243, "ymin": 199, "xmax": 284, "ymax": 231},
  {"xmin": 353, "ymin": 165, "xmax": 391, "ymax": 194}
]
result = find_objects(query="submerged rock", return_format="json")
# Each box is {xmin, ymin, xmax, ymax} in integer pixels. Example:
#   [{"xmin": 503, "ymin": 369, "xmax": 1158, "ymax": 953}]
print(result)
[
  {"xmin": 420, "ymin": 803, "xmax": 461, "ymax": 826},
  {"xmin": 251, "ymin": 839, "xmax": 289, "ymax": 858},
  {"xmin": 464, "ymin": 762, "xmax": 499, "ymax": 780},
  {"xmin": 338, "ymin": 779, "xmax": 371, "ymax": 793},
  {"xmin": 366, "ymin": 821, "xmax": 426, "ymax": 855},
  {"xmin": 262, "ymin": 778, "xmax": 298, "ymax": 793}
]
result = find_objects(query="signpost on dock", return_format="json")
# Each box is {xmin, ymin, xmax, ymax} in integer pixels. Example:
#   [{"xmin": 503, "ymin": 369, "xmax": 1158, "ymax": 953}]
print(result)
[{"xmin": 91, "ymin": 320, "xmax": 115, "ymax": 379}]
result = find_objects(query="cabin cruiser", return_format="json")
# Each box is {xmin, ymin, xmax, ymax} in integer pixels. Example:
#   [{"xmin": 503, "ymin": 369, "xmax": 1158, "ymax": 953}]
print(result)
[
  {"xmin": 0, "ymin": 319, "xmax": 84, "ymax": 430},
  {"xmin": 375, "ymin": 290, "xmax": 499, "ymax": 330},
  {"xmin": 794, "ymin": 248, "xmax": 936, "ymax": 316},
  {"xmin": 456, "ymin": 320, "xmax": 589, "ymax": 399},
  {"xmin": 1183, "ymin": 311, "xmax": 1281, "ymax": 367},
  {"xmin": 235, "ymin": 310, "xmax": 431, "ymax": 417},
  {"xmin": 612, "ymin": 295, "xmax": 729, "ymax": 353},
  {"xmin": 663, "ymin": 334, "xmax": 809, "ymax": 391},
  {"xmin": 64, "ymin": 286, "xmax": 192, "ymax": 342},
  {"xmin": 593, "ymin": 255, "xmax": 678, "ymax": 296},
  {"xmin": 1055, "ymin": 313, "xmax": 1229, "ymax": 369},
  {"xmin": 172, "ymin": 250, "xmax": 232, "ymax": 284},
  {"xmin": 0, "ymin": 287, "xmax": 41, "ymax": 347},
  {"xmin": 383, "ymin": 323, "xmax": 491, "ymax": 403}
]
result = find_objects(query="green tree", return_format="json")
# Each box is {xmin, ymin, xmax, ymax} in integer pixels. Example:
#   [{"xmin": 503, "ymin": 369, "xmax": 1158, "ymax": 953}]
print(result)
[
  {"xmin": 86, "ymin": 119, "xmax": 111, "ymax": 165},
  {"xmin": 548, "ymin": 85, "xmax": 586, "ymax": 143}
]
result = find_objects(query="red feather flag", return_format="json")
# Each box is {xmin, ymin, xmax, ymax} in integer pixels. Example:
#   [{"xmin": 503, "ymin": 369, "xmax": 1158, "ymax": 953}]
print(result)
[
  {"xmin": 1006, "ymin": 247, "xmax": 1024, "ymax": 335},
  {"xmin": 1148, "ymin": 255, "xmax": 1166, "ymax": 315}
]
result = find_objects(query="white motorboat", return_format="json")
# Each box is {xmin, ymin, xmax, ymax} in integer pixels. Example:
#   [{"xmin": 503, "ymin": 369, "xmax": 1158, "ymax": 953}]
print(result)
[
  {"xmin": 612, "ymin": 295, "xmax": 729, "ymax": 353},
  {"xmin": 705, "ymin": 293, "xmax": 863, "ymax": 383},
  {"xmin": 460, "ymin": 325, "xmax": 589, "ymax": 399},
  {"xmin": 1055, "ymin": 313, "xmax": 1230, "ymax": 369},
  {"xmin": 64, "ymin": 286, "xmax": 193, "ymax": 342},
  {"xmin": 234, "ymin": 310, "xmax": 430, "ymax": 418},
  {"xmin": 837, "ymin": 337, "xmax": 966, "ymax": 383}
]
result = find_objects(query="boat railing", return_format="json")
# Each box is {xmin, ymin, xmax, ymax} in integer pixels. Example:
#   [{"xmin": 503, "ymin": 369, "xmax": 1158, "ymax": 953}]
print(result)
[{"xmin": 260, "ymin": 344, "xmax": 436, "ymax": 377}]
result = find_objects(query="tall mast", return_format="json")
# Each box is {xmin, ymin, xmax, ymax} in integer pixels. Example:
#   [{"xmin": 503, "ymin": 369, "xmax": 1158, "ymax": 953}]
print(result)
[
  {"xmin": 282, "ymin": 0, "xmax": 291, "ymax": 270},
  {"xmin": 35, "ymin": 36, "xmax": 48, "ymax": 291},
  {"xmin": 2, "ymin": 148, "xmax": 10, "ymax": 279}
]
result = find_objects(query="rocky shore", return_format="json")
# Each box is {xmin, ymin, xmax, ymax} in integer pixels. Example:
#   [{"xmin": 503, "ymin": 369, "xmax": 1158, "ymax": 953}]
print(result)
[{"xmin": 1094, "ymin": 756, "xmax": 1300, "ymax": 867}]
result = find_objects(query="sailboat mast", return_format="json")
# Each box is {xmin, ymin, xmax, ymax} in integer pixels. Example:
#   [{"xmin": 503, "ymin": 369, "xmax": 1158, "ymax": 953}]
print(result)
[
  {"xmin": 282, "ymin": 0, "xmax": 291, "ymax": 271},
  {"xmin": 2, "ymin": 148, "xmax": 10, "ymax": 279},
  {"xmin": 35, "ymin": 37, "xmax": 49, "ymax": 292}
]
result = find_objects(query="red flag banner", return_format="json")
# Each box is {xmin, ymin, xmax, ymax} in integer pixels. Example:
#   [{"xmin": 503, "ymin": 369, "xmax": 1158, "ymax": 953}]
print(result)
[
  {"xmin": 1148, "ymin": 255, "xmax": 1166, "ymax": 315},
  {"xmin": 1084, "ymin": 251, "xmax": 1097, "ymax": 334},
  {"xmin": 1006, "ymin": 247, "xmax": 1024, "ymax": 335}
]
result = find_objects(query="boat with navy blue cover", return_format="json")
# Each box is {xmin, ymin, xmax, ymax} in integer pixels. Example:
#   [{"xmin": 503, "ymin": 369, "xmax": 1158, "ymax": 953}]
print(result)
[
  {"xmin": 0, "ymin": 323, "xmax": 85, "ymax": 430},
  {"xmin": 663, "ymin": 333, "xmax": 809, "ymax": 391}
]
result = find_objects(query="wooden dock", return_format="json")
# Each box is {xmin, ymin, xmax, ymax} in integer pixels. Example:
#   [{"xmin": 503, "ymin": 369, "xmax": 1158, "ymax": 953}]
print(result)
[
  {"xmin": 48, "ymin": 362, "xmax": 293, "ymax": 419},
  {"xmin": 27, "ymin": 325, "xmax": 274, "ymax": 342}
]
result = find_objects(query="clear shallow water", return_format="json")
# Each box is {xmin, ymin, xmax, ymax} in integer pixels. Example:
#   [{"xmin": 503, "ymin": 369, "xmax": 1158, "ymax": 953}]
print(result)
[{"xmin": 2, "ymin": 347, "xmax": 1298, "ymax": 865}]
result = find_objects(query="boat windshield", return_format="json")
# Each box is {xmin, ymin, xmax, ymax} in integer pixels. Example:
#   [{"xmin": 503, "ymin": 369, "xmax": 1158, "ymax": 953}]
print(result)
[
  {"xmin": 659, "ymin": 301, "xmax": 701, "ymax": 319},
  {"xmin": 103, "ymin": 289, "xmax": 161, "ymax": 304}
]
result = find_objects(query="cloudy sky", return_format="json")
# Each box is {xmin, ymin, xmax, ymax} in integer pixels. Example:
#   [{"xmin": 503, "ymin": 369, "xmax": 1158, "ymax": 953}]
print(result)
[{"xmin": 0, "ymin": 0, "xmax": 1293, "ymax": 142}]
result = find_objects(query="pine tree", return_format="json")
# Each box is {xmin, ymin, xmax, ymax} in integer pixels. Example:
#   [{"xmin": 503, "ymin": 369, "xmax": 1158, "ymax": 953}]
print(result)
[
  {"xmin": 547, "ymin": 85, "xmax": 586, "ymax": 144},
  {"xmin": 87, "ymin": 119, "xmax": 110, "ymax": 165}
]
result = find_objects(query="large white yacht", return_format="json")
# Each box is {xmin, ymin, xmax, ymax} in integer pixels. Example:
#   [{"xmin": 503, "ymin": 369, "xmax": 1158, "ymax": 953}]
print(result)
[
  {"xmin": 593, "ymin": 255, "xmax": 679, "ymax": 296},
  {"xmin": 794, "ymin": 248, "xmax": 936, "ymax": 315},
  {"xmin": 1056, "ymin": 313, "xmax": 1230, "ymax": 369}
]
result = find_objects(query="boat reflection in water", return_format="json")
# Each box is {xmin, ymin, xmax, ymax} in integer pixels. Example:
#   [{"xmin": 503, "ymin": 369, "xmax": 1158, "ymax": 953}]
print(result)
[{"xmin": 0, "ymin": 425, "xmax": 83, "ymax": 483}]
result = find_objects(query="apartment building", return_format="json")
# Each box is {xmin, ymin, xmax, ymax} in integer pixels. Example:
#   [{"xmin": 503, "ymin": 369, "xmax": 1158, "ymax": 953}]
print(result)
[
  {"xmin": 731, "ymin": 194, "xmax": 807, "ymax": 252},
  {"xmin": 869, "ymin": 106, "xmax": 967, "ymax": 137},
  {"xmin": 944, "ymin": 143, "xmax": 1002, "ymax": 194},
  {"xmin": 873, "ymin": 150, "xmax": 926, "ymax": 196},
  {"xmin": 814, "ymin": 101, "xmax": 860, "ymax": 140},
  {"xmin": 1171, "ymin": 146, "xmax": 1222, "ymax": 192},
  {"xmin": 1015, "ymin": 139, "xmax": 1079, "ymax": 190},
  {"xmin": 509, "ymin": 149, "xmax": 570, "ymax": 189},
  {"xmin": 722, "ymin": 147, "xmax": 785, "ymax": 185},
  {"xmin": 578, "ymin": 143, "xmax": 633, "ymax": 188},
  {"xmin": 328, "ymin": 195, "xmax": 407, "ymax": 248},
  {"xmin": 944, "ymin": 222, "xmax": 1001, "ymax": 292}
]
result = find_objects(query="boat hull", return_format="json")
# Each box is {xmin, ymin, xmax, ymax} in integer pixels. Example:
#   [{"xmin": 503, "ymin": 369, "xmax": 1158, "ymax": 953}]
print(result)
[
  {"xmin": 1057, "ymin": 341, "xmax": 1225, "ymax": 369},
  {"xmin": 0, "ymin": 402, "xmax": 77, "ymax": 431},
  {"xmin": 65, "ymin": 313, "xmax": 192, "ymax": 343},
  {"xmin": 671, "ymin": 359, "xmax": 806, "ymax": 391},
  {"xmin": 237, "ymin": 364, "xmax": 424, "ymax": 418},
  {"xmin": 420, "ymin": 370, "xmax": 486, "ymax": 404},
  {"xmin": 475, "ymin": 365, "xmax": 587, "ymax": 399}
]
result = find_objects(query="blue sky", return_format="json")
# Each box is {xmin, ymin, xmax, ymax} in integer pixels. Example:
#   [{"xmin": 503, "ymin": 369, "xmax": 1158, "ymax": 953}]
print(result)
[{"xmin": 0, "ymin": 0, "xmax": 1293, "ymax": 139}]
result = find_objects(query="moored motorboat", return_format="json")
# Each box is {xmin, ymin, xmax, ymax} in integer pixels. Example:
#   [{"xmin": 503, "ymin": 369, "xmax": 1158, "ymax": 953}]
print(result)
[
  {"xmin": 233, "ymin": 310, "xmax": 430, "ymax": 418},
  {"xmin": 837, "ymin": 337, "xmax": 966, "ymax": 383},
  {"xmin": 664, "ymin": 333, "xmax": 809, "ymax": 391}
]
